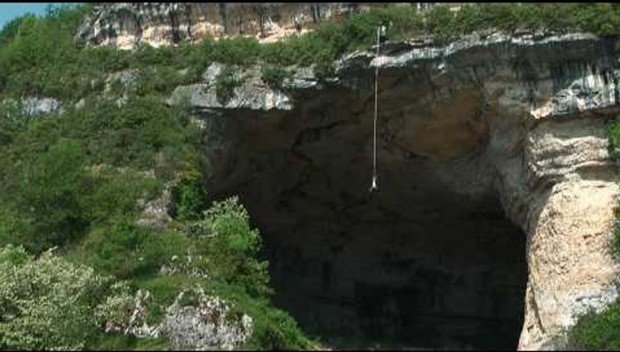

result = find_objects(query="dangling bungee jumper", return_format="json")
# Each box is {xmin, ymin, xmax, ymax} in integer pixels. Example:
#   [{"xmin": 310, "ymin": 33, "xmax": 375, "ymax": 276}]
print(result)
[{"xmin": 369, "ymin": 25, "xmax": 387, "ymax": 193}]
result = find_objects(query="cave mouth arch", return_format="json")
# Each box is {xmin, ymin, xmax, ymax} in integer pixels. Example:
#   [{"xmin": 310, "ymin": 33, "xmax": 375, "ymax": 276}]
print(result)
[
  {"xmin": 202, "ymin": 70, "xmax": 527, "ymax": 349},
  {"xmin": 206, "ymin": 138, "xmax": 527, "ymax": 349}
]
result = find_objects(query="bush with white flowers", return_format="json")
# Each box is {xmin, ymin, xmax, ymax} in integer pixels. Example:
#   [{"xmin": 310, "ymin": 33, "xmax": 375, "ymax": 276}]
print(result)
[{"xmin": 0, "ymin": 245, "xmax": 110, "ymax": 350}]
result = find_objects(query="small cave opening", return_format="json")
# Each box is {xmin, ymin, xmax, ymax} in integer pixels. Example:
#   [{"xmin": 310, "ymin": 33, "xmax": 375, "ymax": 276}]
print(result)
[{"xmin": 204, "ymin": 70, "xmax": 528, "ymax": 349}]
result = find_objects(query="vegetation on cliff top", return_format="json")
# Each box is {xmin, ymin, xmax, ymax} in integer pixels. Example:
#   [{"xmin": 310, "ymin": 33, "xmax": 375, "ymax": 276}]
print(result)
[{"xmin": 0, "ymin": 3, "xmax": 619, "ymax": 101}]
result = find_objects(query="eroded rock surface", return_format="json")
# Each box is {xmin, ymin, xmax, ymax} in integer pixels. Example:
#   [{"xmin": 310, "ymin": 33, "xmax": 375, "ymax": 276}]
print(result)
[
  {"xmin": 168, "ymin": 63, "xmax": 293, "ymax": 111},
  {"xmin": 76, "ymin": 3, "xmax": 391, "ymax": 49},
  {"xmin": 170, "ymin": 31, "xmax": 620, "ymax": 349},
  {"xmin": 162, "ymin": 288, "xmax": 253, "ymax": 351},
  {"xmin": 96, "ymin": 284, "xmax": 252, "ymax": 350}
]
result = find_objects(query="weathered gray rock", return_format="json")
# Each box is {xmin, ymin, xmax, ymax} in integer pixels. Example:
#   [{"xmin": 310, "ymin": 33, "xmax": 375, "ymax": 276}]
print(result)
[
  {"xmin": 97, "ymin": 284, "xmax": 252, "ymax": 350},
  {"xmin": 168, "ymin": 63, "xmax": 293, "ymax": 111},
  {"xmin": 76, "ymin": 3, "xmax": 384, "ymax": 49},
  {"xmin": 104, "ymin": 69, "xmax": 139, "ymax": 95},
  {"xmin": 96, "ymin": 285, "xmax": 162, "ymax": 339},
  {"xmin": 20, "ymin": 97, "xmax": 62, "ymax": 117},
  {"xmin": 282, "ymin": 66, "xmax": 321, "ymax": 90},
  {"xmin": 202, "ymin": 62, "xmax": 226, "ymax": 83},
  {"xmin": 135, "ymin": 183, "xmax": 173, "ymax": 232},
  {"xmin": 162, "ymin": 288, "xmax": 253, "ymax": 351},
  {"xmin": 74, "ymin": 98, "xmax": 86, "ymax": 110}
]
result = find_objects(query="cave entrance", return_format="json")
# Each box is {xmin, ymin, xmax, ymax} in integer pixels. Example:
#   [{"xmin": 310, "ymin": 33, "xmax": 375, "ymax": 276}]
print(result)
[
  {"xmin": 261, "ymin": 191, "xmax": 527, "ymax": 350},
  {"xmin": 203, "ymin": 76, "xmax": 527, "ymax": 349}
]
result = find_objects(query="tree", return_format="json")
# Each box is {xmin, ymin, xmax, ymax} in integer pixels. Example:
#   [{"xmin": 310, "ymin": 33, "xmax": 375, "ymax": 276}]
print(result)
[{"xmin": 11, "ymin": 138, "xmax": 88, "ymax": 252}]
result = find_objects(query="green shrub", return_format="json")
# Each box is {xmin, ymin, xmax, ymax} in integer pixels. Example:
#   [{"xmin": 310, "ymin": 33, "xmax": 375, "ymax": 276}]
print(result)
[
  {"xmin": 563, "ymin": 302, "xmax": 620, "ymax": 350},
  {"xmin": 81, "ymin": 221, "xmax": 148, "ymax": 278},
  {"xmin": 0, "ymin": 138, "xmax": 89, "ymax": 252},
  {"xmin": 0, "ymin": 245, "xmax": 111, "ymax": 350},
  {"xmin": 76, "ymin": 219, "xmax": 188, "ymax": 279},
  {"xmin": 205, "ymin": 37, "xmax": 261, "ymax": 66},
  {"xmin": 87, "ymin": 333, "xmax": 139, "ymax": 351},
  {"xmin": 79, "ymin": 168, "xmax": 162, "ymax": 225},
  {"xmin": 139, "ymin": 231, "xmax": 190, "ymax": 275},
  {"xmin": 215, "ymin": 66, "xmax": 241, "ymax": 105},
  {"xmin": 261, "ymin": 66, "xmax": 291, "ymax": 88},
  {"xmin": 188, "ymin": 197, "xmax": 271, "ymax": 298},
  {"xmin": 426, "ymin": 6, "xmax": 456, "ymax": 41},
  {"xmin": 212, "ymin": 283, "xmax": 312, "ymax": 350},
  {"xmin": 170, "ymin": 170, "xmax": 207, "ymax": 221},
  {"xmin": 608, "ymin": 120, "xmax": 620, "ymax": 161}
]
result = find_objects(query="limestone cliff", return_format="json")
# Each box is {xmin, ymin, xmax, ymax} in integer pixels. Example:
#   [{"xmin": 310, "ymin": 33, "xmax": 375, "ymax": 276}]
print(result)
[
  {"xmin": 78, "ymin": 5, "xmax": 620, "ymax": 346},
  {"xmin": 162, "ymin": 30, "xmax": 620, "ymax": 349},
  {"xmin": 76, "ymin": 3, "xmax": 392, "ymax": 49}
]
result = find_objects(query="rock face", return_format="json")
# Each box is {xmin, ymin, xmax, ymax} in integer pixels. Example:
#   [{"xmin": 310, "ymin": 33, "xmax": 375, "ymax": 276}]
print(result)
[
  {"xmin": 76, "ymin": 3, "xmax": 393, "ymax": 49},
  {"xmin": 168, "ymin": 62, "xmax": 294, "ymax": 111},
  {"xmin": 0, "ymin": 97, "xmax": 62, "ymax": 118},
  {"xmin": 135, "ymin": 183, "xmax": 173, "ymax": 232},
  {"xmin": 162, "ymin": 288, "xmax": 253, "ymax": 351},
  {"xmin": 20, "ymin": 97, "xmax": 62, "ymax": 116},
  {"xmin": 96, "ymin": 284, "xmax": 252, "ymax": 350},
  {"xmin": 170, "ymin": 30, "xmax": 620, "ymax": 349},
  {"xmin": 0, "ymin": 97, "xmax": 63, "ymax": 117}
]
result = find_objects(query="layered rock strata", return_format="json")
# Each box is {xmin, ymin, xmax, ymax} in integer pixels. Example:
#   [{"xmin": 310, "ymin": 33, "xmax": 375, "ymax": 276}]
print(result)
[
  {"xmin": 165, "ymin": 31, "xmax": 620, "ymax": 349},
  {"xmin": 76, "ymin": 3, "xmax": 397, "ymax": 49}
]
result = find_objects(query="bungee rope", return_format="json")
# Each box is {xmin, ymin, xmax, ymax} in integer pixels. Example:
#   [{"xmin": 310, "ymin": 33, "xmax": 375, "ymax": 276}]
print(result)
[{"xmin": 370, "ymin": 26, "xmax": 384, "ymax": 193}]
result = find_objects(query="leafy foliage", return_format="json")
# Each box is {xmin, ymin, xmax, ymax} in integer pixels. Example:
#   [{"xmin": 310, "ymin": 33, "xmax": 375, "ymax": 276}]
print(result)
[
  {"xmin": 608, "ymin": 119, "xmax": 620, "ymax": 161},
  {"xmin": 563, "ymin": 303, "xmax": 620, "ymax": 350},
  {"xmin": 188, "ymin": 197, "xmax": 272, "ymax": 298},
  {"xmin": 0, "ymin": 245, "xmax": 110, "ymax": 350},
  {"xmin": 72, "ymin": 220, "xmax": 188, "ymax": 279},
  {"xmin": 215, "ymin": 66, "xmax": 241, "ymax": 105},
  {"xmin": 170, "ymin": 170, "xmax": 207, "ymax": 221},
  {"xmin": 261, "ymin": 66, "xmax": 291, "ymax": 88},
  {"xmin": 0, "ymin": 138, "xmax": 88, "ymax": 252},
  {"xmin": 0, "ymin": 94, "xmax": 202, "ymax": 253}
]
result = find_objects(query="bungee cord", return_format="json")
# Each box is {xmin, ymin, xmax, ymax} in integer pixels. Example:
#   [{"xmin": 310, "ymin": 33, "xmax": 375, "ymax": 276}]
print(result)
[{"xmin": 370, "ymin": 26, "xmax": 384, "ymax": 193}]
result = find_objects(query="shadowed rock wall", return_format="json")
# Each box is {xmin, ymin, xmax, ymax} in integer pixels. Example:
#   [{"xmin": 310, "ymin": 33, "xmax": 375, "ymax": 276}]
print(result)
[{"xmin": 163, "ymin": 30, "xmax": 620, "ymax": 349}]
